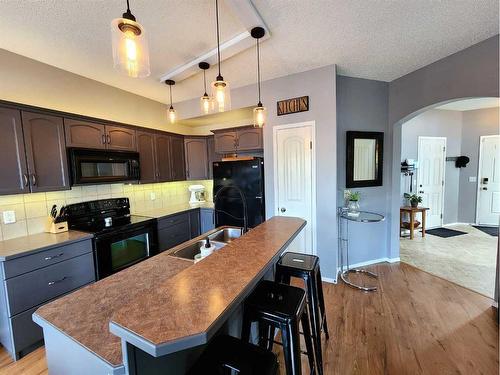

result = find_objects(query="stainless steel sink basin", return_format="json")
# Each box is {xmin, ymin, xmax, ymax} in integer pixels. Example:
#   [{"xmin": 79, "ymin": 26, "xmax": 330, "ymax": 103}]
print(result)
[
  {"xmin": 207, "ymin": 227, "xmax": 243, "ymax": 243},
  {"xmin": 169, "ymin": 227, "xmax": 243, "ymax": 261}
]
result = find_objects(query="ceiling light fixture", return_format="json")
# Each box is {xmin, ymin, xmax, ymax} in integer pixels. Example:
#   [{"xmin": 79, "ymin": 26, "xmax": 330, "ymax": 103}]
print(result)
[
  {"xmin": 165, "ymin": 80, "xmax": 176, "ymax": 124},
  {"xmin": 199, "ymin": 62, "xmax": 214, "ymax": 115},
  {"xmin": 110, "ymin": 0, "xmax": 150, "ymax": 78},
  {"xmin": 211, "ymin": 0, "xmax": 231, "ymax": 112},
  {"xmin": 251, "ymin": 27, "xmax": 266, "ymax": 128}
]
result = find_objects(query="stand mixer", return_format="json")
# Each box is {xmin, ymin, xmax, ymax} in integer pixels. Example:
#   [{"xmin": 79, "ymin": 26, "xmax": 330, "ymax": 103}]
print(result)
[{"xmin": 188, "ymin": 184, "xmax": 206, "ymax": 204}]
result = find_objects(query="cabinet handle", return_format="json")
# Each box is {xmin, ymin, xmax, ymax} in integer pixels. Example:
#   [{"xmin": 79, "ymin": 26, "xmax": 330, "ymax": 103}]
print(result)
[
  {"xmin": 31, "ymin": 174, "xmax": 37, "ymax": 186},
  {"xmin": 107, "ymin": 135, "xmax": 111, "ymax": 144},
  {"xmin": 102, "ymin": 134, "xmax": 106, "ymax": 144},
  {"xmin": 44, "ymin": 253, "xmax": 64, "ymax": 261},
  {"xmin": 23, "ymin": 174, "xmax": 29, "ymax": 187},
  {"xmin": 48, "ymin": 276, "xmax": 67, "ymax": 286}
]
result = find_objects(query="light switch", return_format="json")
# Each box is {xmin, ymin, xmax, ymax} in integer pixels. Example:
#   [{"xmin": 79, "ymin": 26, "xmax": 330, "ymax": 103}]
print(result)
[
  {"xmin": 2, "ymin": 211, "xmax": 16, "ymax": 224},
  {"xmin": 469, "ymin": 176, "xmax": 477, "ymax": 183}
]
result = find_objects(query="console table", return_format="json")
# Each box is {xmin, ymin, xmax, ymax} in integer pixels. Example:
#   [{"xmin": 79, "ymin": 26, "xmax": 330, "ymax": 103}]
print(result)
[
  {"xmin": 400, "ymin": 206, "xmax": 429, "ymax": 239},
  {"xmin": 337, "ymin": 209, "xmax": 385, "ymax": 292}
]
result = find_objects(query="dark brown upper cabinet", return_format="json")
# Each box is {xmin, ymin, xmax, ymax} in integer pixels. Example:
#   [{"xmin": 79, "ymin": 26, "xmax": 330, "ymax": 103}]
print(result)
[
  {"xmin": 155, "ymin": 133, "xmax": 173, "ymax": 182},
  {"xmin": 136, "ymin": 130, "xmax": 157, "ymax": 183},
  {"xmin": 213, "ymin": 126, "xmax": 263, "ymax": 154},
  {"xmin": 21, "ymin": 112, "xmax": 70, "ymax": 192},
  {"xmin": 65, "ymin": 120, "xmax": 136, "ymax": 151},
  {"xmin": 207, "ymin": 136, "xmax": 222, "ymax": 179},
  {"xmin": 170, "ymin": 135, "xmax": 186, "ymax": 181},
  {"xmin": 236, "ymin": 128, "xmax": 263, "ymax": 151},
  {"xmin": 184, "ymin": 138, "xmax": 208, "ymax": 180},
  {"xmin": 64, "ymin": 119, "xmax": 106, "ymax": 149},
  {"xmin": 106, "ymin": 125, "xmax": 136, "ymax": 151},
  {"xmin": 0, "ymin": 108, "xmax": 29, "ymax": 195}
]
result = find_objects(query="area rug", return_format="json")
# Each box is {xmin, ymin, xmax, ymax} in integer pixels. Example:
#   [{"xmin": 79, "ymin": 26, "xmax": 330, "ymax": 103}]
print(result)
[
  {"xmin": 425, "ymin": 228, "xmax": 467, "ymax": 238},
  {"xmin": 473, "ymin": 225, "xmax": 499, "ymax": 237}
]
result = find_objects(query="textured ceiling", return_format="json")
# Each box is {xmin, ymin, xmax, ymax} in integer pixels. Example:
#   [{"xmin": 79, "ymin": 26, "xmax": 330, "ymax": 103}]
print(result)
[
  {"xmin": 0, "ymin": 0, "xmax": 498, "ymax": 104},
  {"xmin": 436, "ymin": 98, "xmax": 500, "ymax": 111}
]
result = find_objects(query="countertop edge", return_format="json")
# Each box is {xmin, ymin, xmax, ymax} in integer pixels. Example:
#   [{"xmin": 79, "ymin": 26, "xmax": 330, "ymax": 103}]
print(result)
[{"xmin": 109, "ymin": 218, "xmax": 307, "ymax": 357}]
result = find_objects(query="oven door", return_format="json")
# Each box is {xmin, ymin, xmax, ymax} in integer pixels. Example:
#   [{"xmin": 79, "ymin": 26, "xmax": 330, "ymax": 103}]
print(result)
[
  {"xmin": 93, "ymin": 223, "xmax": 158, "ymax": 280},
  {"xmin": 69, "ymin": 148, "xmax": 140, "ymax": 185}
]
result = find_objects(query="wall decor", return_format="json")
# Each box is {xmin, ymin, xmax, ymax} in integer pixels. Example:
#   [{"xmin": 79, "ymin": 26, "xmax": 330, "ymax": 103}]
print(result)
[
  {"xmin": 346, "ymin": 131, "xmax": 384, "ymax": 188},
  {"xmin": 277, "ymin": 96, "xmax": 309, "ymax": 116}
]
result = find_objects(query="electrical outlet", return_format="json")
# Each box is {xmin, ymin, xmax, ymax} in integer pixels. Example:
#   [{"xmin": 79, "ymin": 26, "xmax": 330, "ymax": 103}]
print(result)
[
  {"xmin": 469, "ymin": 176, "xmax": 477, "ymax": 183},
  {"xmin": 150, "ymin": 192, "xmax": 156, "ymax": 201},
  {"xmin": 2, "ymin": 211, "xmax": 16, "ymax": 224}
]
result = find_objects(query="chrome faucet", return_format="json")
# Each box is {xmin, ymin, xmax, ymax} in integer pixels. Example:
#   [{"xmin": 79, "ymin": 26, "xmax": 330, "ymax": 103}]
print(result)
[{"xmin": 213, "ymin": 185, "xmax": 249, "ymax": 233}]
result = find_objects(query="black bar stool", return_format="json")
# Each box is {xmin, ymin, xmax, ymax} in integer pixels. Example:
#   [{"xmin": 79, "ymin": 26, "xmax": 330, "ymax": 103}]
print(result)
[
  {"xmin": 275, "ymin": 252, "xmax": 329, "ymax": 375},
  {"xmin": 187, "ymin": 335, "xmax": 279, "ymax": 375},
  {"xmin": 241, "ymin": 280, "xmax": 316, "ymax": 375}
]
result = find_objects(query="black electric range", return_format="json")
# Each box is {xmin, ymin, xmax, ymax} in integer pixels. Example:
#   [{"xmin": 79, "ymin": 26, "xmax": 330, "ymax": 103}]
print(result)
[{"xmin": 64, "ymin": 198, "xmax": 158, "ymax": 280}]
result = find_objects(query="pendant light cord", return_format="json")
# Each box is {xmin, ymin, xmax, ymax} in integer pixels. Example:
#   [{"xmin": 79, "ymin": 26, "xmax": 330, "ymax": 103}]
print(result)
[
  {"xmin": 126, "ymin": 0, "xmax": 130, "ymax": 12},
  {"xmin": 215, "ymin": 0, "xmax": 222, "ymax": 78},
  {"xmin": 169, "ymin": 85, "xmax": 173, "ymax": 108},
  {"xmin": 257, "ymin": 38, "xmax": 262, "ymax": 105},
  {"xmin": 203, "ymin": 69, "xmax": 208, "ymax": 95}
]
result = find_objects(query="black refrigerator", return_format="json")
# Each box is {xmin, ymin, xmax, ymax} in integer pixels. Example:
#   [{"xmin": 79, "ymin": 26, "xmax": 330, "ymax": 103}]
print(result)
[{"xmin": 213, "ymin": 158, "xmax": 265, "ymax": 229}]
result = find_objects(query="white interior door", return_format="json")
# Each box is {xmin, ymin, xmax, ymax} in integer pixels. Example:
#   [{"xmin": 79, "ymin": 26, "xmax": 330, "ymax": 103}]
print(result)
[
  {"xmin": 477, "ymin": 135, "xmax": 500, "ymax": 225},
  {"xmin": 417, "ymin": 137, "xmax": 446, "ymax": 228},
  {"xmin": 274, "ymin": 123, "xmax": 315, "ymax": 254}
]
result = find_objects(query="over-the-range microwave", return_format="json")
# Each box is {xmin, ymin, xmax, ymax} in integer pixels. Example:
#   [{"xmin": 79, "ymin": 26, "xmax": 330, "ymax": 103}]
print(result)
[{"xmin": 68, "ymin": 148, "xmax": 140, "ymax": 185}]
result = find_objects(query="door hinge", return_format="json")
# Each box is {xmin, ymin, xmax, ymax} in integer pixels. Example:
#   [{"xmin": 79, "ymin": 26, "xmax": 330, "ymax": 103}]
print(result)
[
  {"xmin": 442, "ymin": 180, "xmax": 444, "ymax": 186},
  {"xmin": 309, "ymin": 141, "xmax": 312, "ymax": 150},
  {"xmin": 440, "ymin": 214, "xmax": 443, "ymax": 219}
]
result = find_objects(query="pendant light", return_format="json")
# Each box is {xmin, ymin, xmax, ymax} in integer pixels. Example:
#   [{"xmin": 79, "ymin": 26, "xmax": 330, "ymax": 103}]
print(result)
[
  {"xmin": 110, "ymin": 0, "xmax": 150, "ymax": 78},
  {"xmin": 165, "ymin": 80, "xmax": 176, "ymax": 124},
  {"xmin": 211, "ymin": 0, "xmax": 231, "ymax": 112},
  {"xmin": 199, "ymin": 62, "xmax": 214, "ymax": 115},
  {"xmin": 251, "ymin": 27, "xmax": 266, "ymax": 128}
]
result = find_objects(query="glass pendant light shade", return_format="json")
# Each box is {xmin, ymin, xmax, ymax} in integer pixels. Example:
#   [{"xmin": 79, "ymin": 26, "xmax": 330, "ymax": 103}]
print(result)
[
  {"xmin": 253, "ymin": 104, "xmax": 267, "ymax": 128},
  {"xmin": 111, "ymin": 17, "xmax": 150, "ymax": 78},
  {"xmin": 212, "ymin": 78, "xmax": 231, "ymax": 112},
  {"xmin": 200, "ymin": 94, "xmax": 214, "ymax": 115},
  {"xmin": 168, "ymin": 106, "xmax": 176, "ymax": 124}
]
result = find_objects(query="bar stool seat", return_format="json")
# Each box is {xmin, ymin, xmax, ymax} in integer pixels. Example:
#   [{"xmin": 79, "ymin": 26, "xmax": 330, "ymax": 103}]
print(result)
[
  {"xmin": 188, "ymin": 335, "xmax": 279, "ymax": 375},
  {"xmin": 276, "ymin": 252, "xmax": 329, "ymax": 375},
  {"xmin": 242, "ymin": 280, "xmax": 316, "ymax": 375}
]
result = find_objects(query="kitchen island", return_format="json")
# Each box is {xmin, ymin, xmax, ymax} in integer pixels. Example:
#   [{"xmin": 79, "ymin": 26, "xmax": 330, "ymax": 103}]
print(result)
[{"xmin": 33, "ymin": 216, "xmax": 306, "ymax": 375}]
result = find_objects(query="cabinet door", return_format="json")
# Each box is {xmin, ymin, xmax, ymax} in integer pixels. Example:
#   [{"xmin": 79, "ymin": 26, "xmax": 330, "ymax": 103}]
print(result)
[
  {"xmin": 106, "ymin": 125, "xmax": 136, "ymax": 151},
  {"xmin": 207, "ymin": 136, "xmax": 222, "ymax": 179},
  {"xmin": 136, "ymin": 130, "xmax": 157, "ymax": 183},
  {"xmin": 170, "ymin": 135, "xmax": 186, "ymax": 181},
  {"xmin": 214, "ymin": 132, "xmax": 237, "ymax": 154},
  {"xmin": 236, "ymin": 128, "xmax": 263, "ymax": 151},
  {"xmin": 22, "ymin": 112, "xmax": 70, "ymax": 192},
  {"xmin": 0, "ymin": 108, "xmax": 29, "ymax": 195},
  {"xmin": 184, "ymin": 138, "xmax": 208, "ymax": 180},
  {"xmin": 189, "ymin": 210, "xmax": 201, "ymax": 238},
  {"xmin": 64, "ymin": 119, "xmax": 106, "ymax": 149},
  {"xmin": 200, "ymin": 208, "xmax": 215, "ymax": 233},
  {"xmin": 155, "ymin": 133, "xmax": 173, "ymax": 182}
]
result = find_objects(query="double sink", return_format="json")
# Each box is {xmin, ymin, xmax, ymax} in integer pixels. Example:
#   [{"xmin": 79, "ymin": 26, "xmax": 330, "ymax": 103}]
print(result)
[{"xmin": 169, "ymin": 227, "xmax": 243, "ymax": 261}]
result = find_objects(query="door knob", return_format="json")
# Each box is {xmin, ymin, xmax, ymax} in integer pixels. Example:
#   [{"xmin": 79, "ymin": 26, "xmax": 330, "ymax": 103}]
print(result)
[
  {"xmin": 280, "ymin": 207, "xmax": 286, "ymax": 213},
  {"xmin": 482, "ymin": 187, "xmax": 488, "ymax": 190}
]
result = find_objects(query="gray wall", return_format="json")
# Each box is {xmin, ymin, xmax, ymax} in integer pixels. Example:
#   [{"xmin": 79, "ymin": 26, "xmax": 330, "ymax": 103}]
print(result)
[
  {"xmin": 388, "ymin": 35, "xmax": 500, "ymax": 259},
  {"xmin": 336, "ymin": 76, "xmax": 392, "ymax": 264},
  {"xmin": 176, "ymin": 65, "xmax": 339, "ymax": 279},
  {"xmin": 459, "ymin": 107, "xmax": 500, "ymax": 222},
  {"xmin": 401, "ymin": 109, "xmax": 463, "ymax": 224}
]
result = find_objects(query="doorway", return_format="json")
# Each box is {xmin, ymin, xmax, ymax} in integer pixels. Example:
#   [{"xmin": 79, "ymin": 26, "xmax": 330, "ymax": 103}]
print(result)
[
  {"xmin": 476, "ymin": 135, "xmax": 500, "ymax": 225},
  {"xmin": 273, "ymin": 121, "xmax": 316, "ymax": 255},
  {"xmin": 417, "ymin": 136, "xmax": 446, "ymax": 228}
]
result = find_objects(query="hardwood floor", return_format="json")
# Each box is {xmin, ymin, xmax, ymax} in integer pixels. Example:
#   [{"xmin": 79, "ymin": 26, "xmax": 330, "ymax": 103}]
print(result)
[{"xmin": 0, "ymin": 262, "xmax": 497, "ymax": 374}]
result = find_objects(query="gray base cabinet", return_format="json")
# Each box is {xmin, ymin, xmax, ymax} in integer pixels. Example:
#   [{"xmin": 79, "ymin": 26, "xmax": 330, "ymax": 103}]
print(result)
[
  {"xmin": 0, "ymin": 239, "xmax": 95, "ymax": 360},
  {"xmin": 200, "ymin": 208, "xmax": 215, "ymax": 234}
]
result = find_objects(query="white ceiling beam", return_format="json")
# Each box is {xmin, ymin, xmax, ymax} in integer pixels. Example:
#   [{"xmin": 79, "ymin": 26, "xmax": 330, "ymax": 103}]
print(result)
[{"xmin": 159, "ymin": 0, "xmax": 269, "ymax": 83}]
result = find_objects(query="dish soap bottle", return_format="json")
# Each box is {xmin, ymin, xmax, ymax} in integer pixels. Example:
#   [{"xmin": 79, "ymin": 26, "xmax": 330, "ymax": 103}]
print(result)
[{"xmin": 200, "ymin": 238, "xmax": 215, "ymax": 257}]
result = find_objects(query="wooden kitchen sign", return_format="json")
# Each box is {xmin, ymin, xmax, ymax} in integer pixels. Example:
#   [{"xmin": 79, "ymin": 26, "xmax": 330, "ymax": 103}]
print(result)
[{"xmin": 277, "ymin": 96, "xmax": 309, "ymax": 116}]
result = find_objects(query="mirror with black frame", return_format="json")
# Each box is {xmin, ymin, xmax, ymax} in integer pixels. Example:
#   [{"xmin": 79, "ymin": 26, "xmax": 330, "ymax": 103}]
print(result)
[{"xmin": 346, "ymin": 131, "xmax": 384, "ymax": 188}]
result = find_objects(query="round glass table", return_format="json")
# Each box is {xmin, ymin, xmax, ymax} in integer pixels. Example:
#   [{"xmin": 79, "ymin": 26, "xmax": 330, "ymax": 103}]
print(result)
[{"xmin": 337, "ymin": 208, "xmax": 385, "ymax": 291}]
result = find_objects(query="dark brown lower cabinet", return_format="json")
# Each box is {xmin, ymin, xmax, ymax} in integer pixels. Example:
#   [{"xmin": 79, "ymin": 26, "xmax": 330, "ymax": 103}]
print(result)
[
  {"xmin": 21, "ymin": 112, "xmax": 70, "ymax": 192},
  {"xmin": 0, "ymin": 108, "xmax": 29, "ymax": 195},
  {"xmin": 184, "ymin": 137, "xmax": 208, "ymax": 180}
]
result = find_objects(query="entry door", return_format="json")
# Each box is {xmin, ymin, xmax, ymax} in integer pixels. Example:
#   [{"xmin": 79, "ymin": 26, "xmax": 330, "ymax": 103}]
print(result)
[
  {"xmin": 477, "ymin": 135, "xmax": 500, "ymax": 225},
  {"xmin": 417, "ymin": 137, "xmax": 446, "ymax": 228},
  {"xmin": 274, "ymin": 123, "xmax": 315, "ymax": 254}
]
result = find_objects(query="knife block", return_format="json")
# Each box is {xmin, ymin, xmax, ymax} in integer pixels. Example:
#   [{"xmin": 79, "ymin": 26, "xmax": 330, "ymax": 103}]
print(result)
[{"xmin": 44, "ymin": 217, "xmax": 69, "ymax": 234}]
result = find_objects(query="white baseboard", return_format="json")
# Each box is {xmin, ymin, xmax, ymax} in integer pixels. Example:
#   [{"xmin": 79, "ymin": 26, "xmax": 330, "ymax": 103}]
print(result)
[
  {"xmin": 321, "ymin": 276, "xmax": 337, "ymax": 284},
  {"xmin": 443, "ymin": 222, "xmax": 473, "ymax": 227},
  {"xmin": 348, "ymin": 257, "xmax": 400, "ymax": 269}
]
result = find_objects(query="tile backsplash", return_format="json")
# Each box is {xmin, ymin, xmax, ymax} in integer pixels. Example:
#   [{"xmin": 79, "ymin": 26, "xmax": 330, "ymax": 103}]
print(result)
[{"xmin": 0, "ymin": 180, "xmax": 213, "ymax": 241}]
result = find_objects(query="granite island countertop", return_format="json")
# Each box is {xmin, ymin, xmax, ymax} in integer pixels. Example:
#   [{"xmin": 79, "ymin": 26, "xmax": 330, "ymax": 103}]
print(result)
[
  {"xmin": 0, "ymin": 230, "xmax": 93, "ymax": 261},
  {"xmin": 109, "ymin": 216, "xmax": 306, "ymax": 357}
]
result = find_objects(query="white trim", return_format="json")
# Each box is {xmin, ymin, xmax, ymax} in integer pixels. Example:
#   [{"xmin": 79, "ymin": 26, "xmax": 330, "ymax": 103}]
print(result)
[
  {"xmin": 321, "ymin": 276, "xmax": 337, "ymax": 284},
  {"xmin": 476, "ymin": 135, "xmax": 500, "ymax": 225},
  {"xmin": 417, "ymin": 136, "xmax": 447, "ymax": 228},
  {"xmin": 348, "ymin": 257, "xmax": 400, "ymax": 269},
  {"xmin": 273, "ymin": 121, "xmax": 317, "ymax": 256},
  {"xmin": 443, "ymin": 222, "xmax": 474, "ymax": 227}
]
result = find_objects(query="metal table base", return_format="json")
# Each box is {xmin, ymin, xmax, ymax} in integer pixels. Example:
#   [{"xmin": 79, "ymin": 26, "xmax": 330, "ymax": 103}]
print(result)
[{"xmin": 338, "ymin": 208, "xmax": 385, "ymax": 292}]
